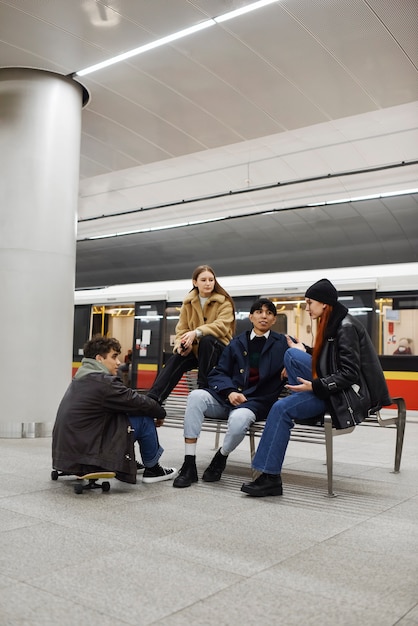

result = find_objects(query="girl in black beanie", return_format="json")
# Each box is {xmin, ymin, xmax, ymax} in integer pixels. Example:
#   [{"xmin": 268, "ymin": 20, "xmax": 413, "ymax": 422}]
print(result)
[{"xmin": 241, "ymin": 278, "xmax": 391, "ymax": 497}]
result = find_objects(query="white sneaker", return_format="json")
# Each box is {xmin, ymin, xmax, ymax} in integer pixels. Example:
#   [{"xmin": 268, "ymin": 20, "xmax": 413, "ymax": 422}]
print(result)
[{"xmin": 142, "ymin": 464, "xmax": 178, "ymax": 483}]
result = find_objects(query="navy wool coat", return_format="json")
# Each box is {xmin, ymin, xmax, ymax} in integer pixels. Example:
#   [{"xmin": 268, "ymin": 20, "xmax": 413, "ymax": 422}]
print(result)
[{"xmin": 206, "ymin": 330, "xmax": 289, "ymax": 421}]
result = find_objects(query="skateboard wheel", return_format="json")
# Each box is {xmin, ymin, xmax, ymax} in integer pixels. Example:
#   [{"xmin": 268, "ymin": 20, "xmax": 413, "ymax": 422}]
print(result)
[
  {"xmin": 102, "ymin": 481, "xmax": 111, "ymax": 492},
  {"xmin": 51, "ymin": 470, "xmax": 59, "ymax": 481},
  {"xmin": 74, "ymin": 483, "xmax": 84, "ymax": 495}
]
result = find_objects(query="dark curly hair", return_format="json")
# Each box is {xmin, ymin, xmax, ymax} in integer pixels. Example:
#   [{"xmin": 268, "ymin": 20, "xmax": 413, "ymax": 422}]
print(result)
[{"xmin": 83, "ymin": 336, "xmax": 121, "ymax": 359}]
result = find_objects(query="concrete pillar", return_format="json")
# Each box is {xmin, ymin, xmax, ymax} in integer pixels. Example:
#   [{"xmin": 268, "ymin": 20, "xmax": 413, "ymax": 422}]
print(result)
[{"xmin": 0, "ymin": 68, "xmax": 89, "ymax": 437}]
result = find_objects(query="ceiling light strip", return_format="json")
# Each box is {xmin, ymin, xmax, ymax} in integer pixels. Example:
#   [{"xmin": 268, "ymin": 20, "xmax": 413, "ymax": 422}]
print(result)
[
  {"xmin": 74, "ymin": 0, "xmax": 279, "ymax": 77},
  {"xmin": 76, "ymin": 19, "xmax": 215, "ymax": 77},
  {"xmin": 214, "ymin": 0, "xmax": 279, "ymax": 23}
]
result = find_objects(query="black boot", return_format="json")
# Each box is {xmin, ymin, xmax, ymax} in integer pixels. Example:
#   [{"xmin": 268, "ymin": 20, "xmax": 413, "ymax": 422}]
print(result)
[
  {"xmin": 202, "ymin": 448, "xmax": 228, "ymax": 482},
  {"xmin": 173, "ymin": 455, "xmax": 198, "ymax": 488},
  {"xmin": 240, "ymin": 473, "xmax": 283, "ymax": 497}
]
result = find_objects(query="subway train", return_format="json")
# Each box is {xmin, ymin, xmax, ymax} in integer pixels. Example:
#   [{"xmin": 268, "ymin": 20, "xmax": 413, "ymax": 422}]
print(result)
[{"xmin": 73, "ymin": 263, "xmax": 418, "ymax": 411}]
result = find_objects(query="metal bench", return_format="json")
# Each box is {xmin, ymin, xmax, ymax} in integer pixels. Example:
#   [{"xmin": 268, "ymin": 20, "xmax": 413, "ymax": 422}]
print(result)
[{"xmin": 162, "ymin": 371, "xmax": 407, "ymax": 496}]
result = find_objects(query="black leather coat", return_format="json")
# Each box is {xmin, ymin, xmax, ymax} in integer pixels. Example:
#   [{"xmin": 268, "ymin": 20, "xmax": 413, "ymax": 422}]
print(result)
[
  {"xmin": 311, "ymin": 303, "xmax": 392, "ymax": 429},
  {"xmin": 52, "ymin": 372, "xmax": 166, "ymax": 483}
]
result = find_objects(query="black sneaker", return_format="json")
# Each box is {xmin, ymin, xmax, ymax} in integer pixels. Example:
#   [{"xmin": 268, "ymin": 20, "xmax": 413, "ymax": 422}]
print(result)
[
  {"xmin": 142, "ymin": 464, "xmax": 177, "ymax": 483},
  {"xmin": 136, "ymin": 461, "xmax": 145, "ymax": 474}
]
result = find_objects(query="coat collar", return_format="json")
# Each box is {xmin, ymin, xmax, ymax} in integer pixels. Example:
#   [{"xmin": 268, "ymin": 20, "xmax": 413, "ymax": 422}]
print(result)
[
  {"xmin": 183, "ymin": 289, "xmax": 225, "ymax": 305},
  {"xmin": 324, "ymin": 302, "xmax": 349, "ymax": 338}
]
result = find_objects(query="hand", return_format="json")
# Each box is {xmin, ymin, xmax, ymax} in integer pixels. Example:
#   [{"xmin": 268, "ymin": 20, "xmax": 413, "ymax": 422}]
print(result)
[
  {"xmin": 179, "ymin": 330, "xmax": 197, "ymax": 351},
  {"xmin": 286, "ymin": 377, "xmax": 312, "ymax": 393},
  {"xmin": 286, "ymin": 335, "xmax": 306, "ymax": 352},
  {"xmin": 281, "ymin": 367, "xmax": 288, "ymax": 380},
  {"xmin": 155, "ymin": 418, "xmax": 165, "ymax": 428},
  {"xmin": 228, "ymin": 391, "xmax": 247, "ymax": 406},
  {"xmin": 177, "ymin": 344, "xmax": 192, "ymax": 357}
]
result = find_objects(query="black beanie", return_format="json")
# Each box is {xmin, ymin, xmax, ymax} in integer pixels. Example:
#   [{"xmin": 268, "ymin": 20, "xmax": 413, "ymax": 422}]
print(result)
[{"xmin": 305, "ymin": 279, "xmax": 338, "ymax": 306}]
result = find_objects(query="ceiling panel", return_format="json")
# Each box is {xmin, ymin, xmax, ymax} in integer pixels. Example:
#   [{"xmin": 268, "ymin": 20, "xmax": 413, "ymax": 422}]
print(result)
[
  {"xmin": 1, "ymin": 0, "xmax": 417, "ymax": 287},
  {"xmin": 367, "ymin": 0, "xmax": 418, "ymax": 66},
  {"xmin": 75, "ymin": 194, "xmax": 418, "ymax": 288}
]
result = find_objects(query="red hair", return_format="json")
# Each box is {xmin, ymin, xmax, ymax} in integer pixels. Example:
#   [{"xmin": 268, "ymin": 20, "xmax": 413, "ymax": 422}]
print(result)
[{"xmin": 311, "ymin": 305, "xmax": 333, "ymax": 377}]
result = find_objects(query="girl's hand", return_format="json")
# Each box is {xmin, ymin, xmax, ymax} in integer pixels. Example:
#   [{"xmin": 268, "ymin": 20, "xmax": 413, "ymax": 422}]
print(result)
[
  {"xmin": 178, "ymin": 345, "xmax": 192, "ymax": 357},
  {"xmin": 286, "ymin": 335, "xmax": 306, "ymax": 352},
  {"xmin": 286, "ymin": 377, "xmax": 312, "ymax": 393},
  {"xmin": 180, "ymin": 330, "xmax": 197, "ymax": 350}
]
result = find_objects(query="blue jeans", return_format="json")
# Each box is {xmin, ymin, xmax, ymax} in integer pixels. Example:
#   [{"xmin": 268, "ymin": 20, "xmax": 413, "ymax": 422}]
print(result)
[
  {"xmin": 252, "ymin": 348, "xmax": 325, "ymax": 475},
  {"xmin": 128, "ymin": 416, "xmax": 163, "ymax": 467}
]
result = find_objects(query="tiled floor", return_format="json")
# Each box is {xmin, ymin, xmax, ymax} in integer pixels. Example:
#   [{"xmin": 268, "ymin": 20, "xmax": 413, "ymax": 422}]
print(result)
[{"xmin": 0, "ymin": 413, "xmax": 417, "ymax": 625}]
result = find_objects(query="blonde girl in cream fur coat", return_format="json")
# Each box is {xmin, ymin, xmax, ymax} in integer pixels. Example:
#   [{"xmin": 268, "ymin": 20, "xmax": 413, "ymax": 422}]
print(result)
[{"xmin": 147, "ymin": 265, "xmax": 235, "ymax": 405}]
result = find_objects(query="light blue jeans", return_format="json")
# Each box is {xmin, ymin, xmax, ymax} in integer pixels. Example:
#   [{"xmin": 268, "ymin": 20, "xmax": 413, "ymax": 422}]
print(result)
[
  {"xmin": 251, "ymin": 348, "xmax": 325, "ymax": 475},
  {"xmin": 184, "ymin": 389, "xmax": 256, "ymax": 455}
]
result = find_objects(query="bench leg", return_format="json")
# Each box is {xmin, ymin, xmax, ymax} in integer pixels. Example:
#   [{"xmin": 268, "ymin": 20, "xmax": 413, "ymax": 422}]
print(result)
[
  {"xmin": 249, "ymin": 428, "xmax": 258, "ymax": 480},
  {"xmin": 214, "ymin": 423, "xmax": 221, "ymax": 450},
  {"xmin": 324, "ymin": 415, "xmax": 336, "ymax": 497},
  {"xmin": 392, "ymin": 397, "xmax": 406, "ymax": 473}
]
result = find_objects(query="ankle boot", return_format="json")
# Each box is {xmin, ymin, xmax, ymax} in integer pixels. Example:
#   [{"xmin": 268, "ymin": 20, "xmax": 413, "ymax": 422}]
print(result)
[
  {"xmin": 173, "ymin": 455, "xmax": 198, "ymax": 488},
  {"xmin": 202, "ymin": 448, "xmax": 228, "ymax": 482},
  {"xmin": 240, "ymin": 473, "xmax": 283, "ymax": 497}
]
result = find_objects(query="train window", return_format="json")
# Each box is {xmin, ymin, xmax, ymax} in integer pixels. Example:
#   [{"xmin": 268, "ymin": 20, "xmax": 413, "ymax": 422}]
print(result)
[
  {"xmin": 376, "ymin": 295, "xmax": 417, "ymax": 356},
  {"xmin": 261, "ymin": 291, "xmax": 376, "ymax": 347},
  {"xmin": 89, "ymin": 304, "xmax": 135, "ymax": 370},
  {"xmin": 261, "ymin": 296, "xmax": 312, "ymax": 343},
  {"xmin": 338, "ymin": 291, "xmax": 375, "ymax": 340},
  {"xmin": 91, "ymin": 304, "xmax": 134, "ymax": 344}
]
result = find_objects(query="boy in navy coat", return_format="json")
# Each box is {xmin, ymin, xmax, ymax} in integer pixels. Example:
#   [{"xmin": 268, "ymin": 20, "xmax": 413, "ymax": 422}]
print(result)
[{"xmin": 173, "ymin": 298, "xmax": 290, "ymax": 487}]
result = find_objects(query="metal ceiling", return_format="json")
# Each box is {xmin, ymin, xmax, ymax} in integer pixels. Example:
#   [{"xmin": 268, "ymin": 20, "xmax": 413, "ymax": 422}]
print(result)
[
  {"xmin": 75, "ymin": 192, "xmax": 418, "ymax": 287},
  {"xmin": 1, "ymin": 0, "xmax": 418, "ymax": 288}
]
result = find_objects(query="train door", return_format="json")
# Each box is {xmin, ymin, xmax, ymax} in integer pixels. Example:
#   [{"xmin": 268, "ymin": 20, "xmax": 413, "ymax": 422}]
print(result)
[
  {"xmin": 73, "ymin": 305, "xmax": 91, "ymax": 374},
  {"xmin": 132, "ymin": 301, "xmax": 166, "ymax": 390},
  {"xmin": 161, "ymin": 303, "xmax": 182, "ymax": 362}
]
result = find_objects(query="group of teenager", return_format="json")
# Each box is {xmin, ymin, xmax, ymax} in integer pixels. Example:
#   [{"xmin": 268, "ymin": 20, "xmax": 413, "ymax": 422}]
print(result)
[{"xmin": 52, "ymin": 264, "xmax": 391, "ymax": 497}]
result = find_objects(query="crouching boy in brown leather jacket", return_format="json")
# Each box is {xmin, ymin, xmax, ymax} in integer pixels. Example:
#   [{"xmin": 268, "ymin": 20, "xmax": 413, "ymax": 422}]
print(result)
[{"xmin": 52, "ymin": 336, "xmax": 177, "ymax": 484}]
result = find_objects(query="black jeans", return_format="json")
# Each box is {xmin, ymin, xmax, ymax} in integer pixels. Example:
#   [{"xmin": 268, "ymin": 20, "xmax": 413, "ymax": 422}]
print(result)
[{"xmin": 148, "ymin": 335, "xmax": 225, "ymax": 404}]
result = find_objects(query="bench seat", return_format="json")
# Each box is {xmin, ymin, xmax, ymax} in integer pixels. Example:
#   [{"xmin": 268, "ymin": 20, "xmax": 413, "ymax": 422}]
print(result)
[{"xmin": 161, "ymin": 372, "xmax": 406, "ymax": 496}]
